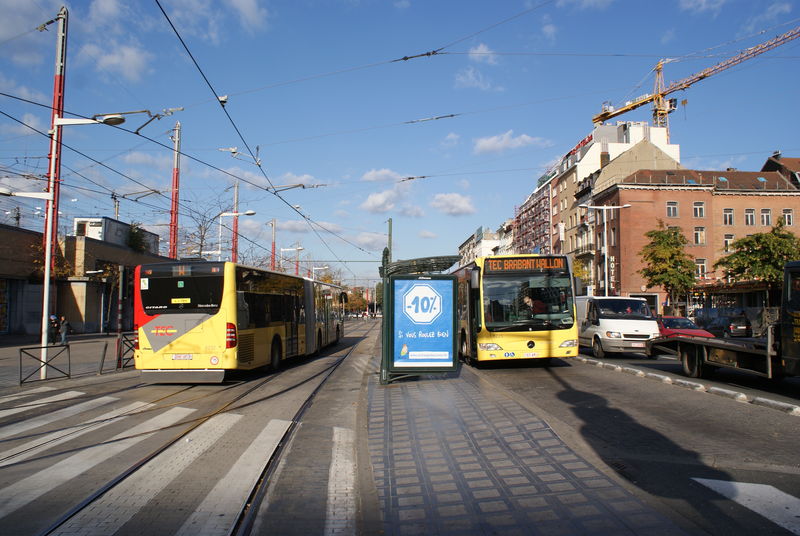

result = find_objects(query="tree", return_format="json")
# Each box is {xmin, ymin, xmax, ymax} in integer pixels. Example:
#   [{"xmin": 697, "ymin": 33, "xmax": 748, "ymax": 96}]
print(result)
[
  {"xmin": 127, "ymin": 222, "xmax": 147, "ymax": 253},
  {"xmin": 714, "ymin": 219, "xmax": 800, "ymax": 307},
  {"xmin": 637, "ymin": 220, "xmax": 696, "ymax": 307}
]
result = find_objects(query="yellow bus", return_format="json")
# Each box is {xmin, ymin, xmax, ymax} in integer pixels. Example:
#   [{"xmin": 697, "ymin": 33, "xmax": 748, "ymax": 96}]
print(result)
[
  {"xmin": 133, "ymin": 261, "xmax": 344, "ymax": 382},
  {"xmin": 454, "ymin": 255, "xmax": 578, "ymax": 365}
]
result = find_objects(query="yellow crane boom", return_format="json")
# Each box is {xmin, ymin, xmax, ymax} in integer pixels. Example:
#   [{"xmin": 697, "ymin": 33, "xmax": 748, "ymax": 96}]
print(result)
[{"xmin": 592, "ymin": 26, "xmax": 800, "ymax": 133}]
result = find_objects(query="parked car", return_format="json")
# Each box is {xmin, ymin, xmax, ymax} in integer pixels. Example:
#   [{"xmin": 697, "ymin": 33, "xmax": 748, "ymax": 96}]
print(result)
[
  {"xmin": 705, "ymin": 315, "xmax": 752, "ymax": 338},
  {"xmin": 657, "ymin": 316, "xmax": 714, "ymax": 338}
]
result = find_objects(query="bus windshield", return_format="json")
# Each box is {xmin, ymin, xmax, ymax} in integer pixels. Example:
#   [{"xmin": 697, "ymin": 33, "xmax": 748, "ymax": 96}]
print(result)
[
  {"xmin": 483, "ymin": 274, "xmax": 574, "ymax": 331},
  {"xmin": 139, "ymin": 263, "xmax": 224, "ymax": 315}
]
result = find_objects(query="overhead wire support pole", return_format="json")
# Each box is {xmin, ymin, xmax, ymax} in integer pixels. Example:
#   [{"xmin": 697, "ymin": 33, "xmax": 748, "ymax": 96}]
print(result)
[{"xmin": 169, "ymin": 121, "xmax": 181, "ymax": 258}]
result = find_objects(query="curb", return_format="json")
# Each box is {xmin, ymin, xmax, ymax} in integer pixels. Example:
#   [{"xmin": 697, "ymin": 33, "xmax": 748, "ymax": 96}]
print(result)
[{"xmin": 566, "ymin": 355, "xmax": 800, "ymax": 417}]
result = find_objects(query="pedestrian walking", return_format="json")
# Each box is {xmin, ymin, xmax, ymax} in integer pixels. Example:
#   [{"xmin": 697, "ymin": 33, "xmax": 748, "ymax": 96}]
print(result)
[
  {"xmin": 48, "ymin": 315, "xmax": 59, "ymax": 345},
  {"xmin": 59, "ymin": 315, "xmax": 71, "ymax": 345}
]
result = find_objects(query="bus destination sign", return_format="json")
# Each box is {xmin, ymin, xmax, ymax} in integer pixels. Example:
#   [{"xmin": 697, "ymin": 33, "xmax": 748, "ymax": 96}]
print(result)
[{"xmin": 484, "ymin": 256, "xmax": 565, "ymax": 273}]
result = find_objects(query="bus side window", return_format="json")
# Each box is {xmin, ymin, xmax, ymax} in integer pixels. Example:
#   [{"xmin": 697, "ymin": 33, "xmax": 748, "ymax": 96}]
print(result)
[{"xmin": 237, "ymin": 291, "xmax": 250, "ymax": 330}]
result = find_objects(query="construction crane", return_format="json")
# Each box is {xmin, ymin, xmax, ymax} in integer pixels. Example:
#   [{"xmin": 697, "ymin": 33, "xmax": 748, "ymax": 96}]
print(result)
[{"xmin": 592, "ymin": 25, "xmax": 800, "ymax": 138}]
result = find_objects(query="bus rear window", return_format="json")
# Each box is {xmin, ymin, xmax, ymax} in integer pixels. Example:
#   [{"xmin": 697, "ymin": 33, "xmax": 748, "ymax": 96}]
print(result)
[{"xmin": 139, "ymin": 274, "xmax": 224, "ymax": 314}]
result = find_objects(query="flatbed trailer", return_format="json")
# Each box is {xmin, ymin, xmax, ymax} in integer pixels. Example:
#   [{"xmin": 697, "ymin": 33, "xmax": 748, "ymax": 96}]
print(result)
[
  {"xmin": 646, "ymin": 260, "xmax": 800, "ymax": 381},
  {"xmin": 646, "ymin": 330, "xmax": 783, "ymax": 379}
]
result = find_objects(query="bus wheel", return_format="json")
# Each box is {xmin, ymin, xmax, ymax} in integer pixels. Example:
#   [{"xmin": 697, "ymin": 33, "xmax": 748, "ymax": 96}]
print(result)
[
  {"xmin": 592, "ymin": 338, "xmax": 606, "ymax": 360},
  {"xmin": 271, "ymin": 339, "xmax": 282, "ymax": 372}
]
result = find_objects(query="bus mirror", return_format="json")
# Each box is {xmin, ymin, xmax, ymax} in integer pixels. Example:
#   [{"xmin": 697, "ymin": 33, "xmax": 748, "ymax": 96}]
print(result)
[{"xmin": 470, "ymin": 269, "xmax": 480, "ymax": 290}]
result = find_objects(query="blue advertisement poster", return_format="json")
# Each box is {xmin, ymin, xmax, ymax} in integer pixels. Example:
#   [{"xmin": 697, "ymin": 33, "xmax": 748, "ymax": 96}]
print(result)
[{"xmin": 392, "ymin": 278, "xmax": 455, "ymax": 369}]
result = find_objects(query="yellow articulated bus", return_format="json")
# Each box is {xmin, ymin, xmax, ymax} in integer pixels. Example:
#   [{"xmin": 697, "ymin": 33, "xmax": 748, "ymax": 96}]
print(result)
[
  {"xmin": 454, "ymin": 254, "xmax": 578, "ymax": 365},
  {"xmin": 133, "ymin": 261, "xmax": 344, "ymax": 383}
]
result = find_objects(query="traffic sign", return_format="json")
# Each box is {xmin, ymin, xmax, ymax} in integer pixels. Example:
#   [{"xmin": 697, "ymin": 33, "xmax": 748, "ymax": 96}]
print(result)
[{"xmin": 402, "ymin": 283, "xmax": 442, "ymax": 324}]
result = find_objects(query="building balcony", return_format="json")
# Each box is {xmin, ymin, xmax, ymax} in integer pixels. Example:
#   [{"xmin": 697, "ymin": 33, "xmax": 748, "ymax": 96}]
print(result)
[{"xmin": 573, "ymin": 243, "xmax": 596, "ymax": 258}]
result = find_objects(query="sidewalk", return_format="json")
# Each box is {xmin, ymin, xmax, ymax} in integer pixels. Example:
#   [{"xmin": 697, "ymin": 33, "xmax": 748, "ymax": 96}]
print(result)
[{"xmin": 365, "ymin": 358, "xmax": 689, "ymax": 535}]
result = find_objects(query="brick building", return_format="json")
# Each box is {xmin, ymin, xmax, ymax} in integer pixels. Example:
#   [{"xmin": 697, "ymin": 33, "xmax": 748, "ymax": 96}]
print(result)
[{"xmin": 587, "ymin": 167, "xmax": 800, "ymax": 311}]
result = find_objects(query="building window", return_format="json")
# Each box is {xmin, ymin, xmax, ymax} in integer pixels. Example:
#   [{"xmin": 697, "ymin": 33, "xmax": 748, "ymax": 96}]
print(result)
[
  {"xmin": 667, "ymin": 201, "xmax": 678, "ymax": 218},
  {"xmin": 695, "ymin": 258, "xmax": 706, "ymax": 278},
  {"xmin": 783, "ymin": 208, "xmax": 794, "ymax": 226},
  {"xmin": 694, "ymin": 227, "xmax": 706, "ymax": 245},
  {"xmin": 761, "ymin": 208, "xmax": 772, "ymax": 226},
  {"xmin": 745, "ymin": 208, "xmax": 755, "ymax": 226},
  {"xmin": 724, "ymin": 234, "xmax": 734, "ymax": 252},
  {"xmin": 693, "ymin": 202, "xmax": 705, "ymax": 218},
  {"xmin": 610, "ymin": 227, "xmax": 616, "ymax": 247},
  {"xmin": 723, "ymin": 208, "xmax": 734, "ymax": 225}
]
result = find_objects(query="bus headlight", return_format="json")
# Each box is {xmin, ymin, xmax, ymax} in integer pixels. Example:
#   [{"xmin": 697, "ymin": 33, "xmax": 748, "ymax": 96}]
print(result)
[
  {"xmin": 559, "ymin": 339, "xmax": 578, "ymax": 347},
  {"xmin": 605, "ymin": 331, "xmax": 622, "ymax": 338},
  {"xmin": 478, "ymin": 343, "xmax": 503, "ymax": 351}
]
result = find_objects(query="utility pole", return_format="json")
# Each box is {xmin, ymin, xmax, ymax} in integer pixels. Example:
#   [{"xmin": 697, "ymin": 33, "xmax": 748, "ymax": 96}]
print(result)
[
  {"xmin": 231, "ymin": 178, "xmax": 239, "ymax": 262},
  {"xmin": 387, "ymin": 217, "xmax": 392, "ymax": 262},
  {"xmin": 168, "ymin": 121, "xmax": 181, "ymax": 258},
  {"xmin": 269, "ymin": 218, "xmax": 276, "ymax": 271},
  {"xmin": 44, "ymin": 6, "xmax": 68, "ymax": 272}
]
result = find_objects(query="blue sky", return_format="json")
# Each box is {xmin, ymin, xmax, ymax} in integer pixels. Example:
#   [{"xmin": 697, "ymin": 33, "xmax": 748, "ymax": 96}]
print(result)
[{"xmin": 1, "ymin": 0, "xmax": 798, "ymax": 286}]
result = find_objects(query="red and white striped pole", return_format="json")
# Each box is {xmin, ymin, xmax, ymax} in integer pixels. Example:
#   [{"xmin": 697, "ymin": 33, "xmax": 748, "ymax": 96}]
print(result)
[{"xmin": 168, "ymin": 121, "xmax": 181, "ymax": 258}]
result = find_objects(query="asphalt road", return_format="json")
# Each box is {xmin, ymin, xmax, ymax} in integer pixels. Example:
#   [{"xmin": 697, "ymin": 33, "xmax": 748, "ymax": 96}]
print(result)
[{"xmin": 473, "ymin": 353, "xmax": 800, "ymax": 535}]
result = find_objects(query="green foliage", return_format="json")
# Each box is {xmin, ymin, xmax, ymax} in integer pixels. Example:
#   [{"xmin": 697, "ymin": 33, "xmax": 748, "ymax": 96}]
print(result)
[
  {"xmin": 127, "ymin": 222, "xmax": 147, "ymax": 253},
  {"xmin": 637, "ymin": 220, "xmax": 696, "ymax": 304},
  {"xmin": 714, "ymin": 219, "xmax": 800, "ymax": 289}
]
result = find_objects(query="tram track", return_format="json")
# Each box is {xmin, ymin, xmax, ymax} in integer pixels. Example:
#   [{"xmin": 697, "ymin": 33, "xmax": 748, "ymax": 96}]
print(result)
[{"xmin": 32, "ymin": 321, "xmax": 376, "ymax": 536}]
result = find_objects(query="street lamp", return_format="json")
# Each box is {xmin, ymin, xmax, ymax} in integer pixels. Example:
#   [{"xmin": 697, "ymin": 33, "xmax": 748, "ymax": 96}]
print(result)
[
  {"xmin": 217, "ymin": 209, "xmax": 255, "ymax": 261},
  {"xmin": 579, "ymin": 203, "xmax": 630, "ymax": 296},
  {"xmin": 36, "ymin": 114, "xmax": 132, "ymax": 379},
  {"xmin": 280, "ymin": 245, "xmax": 304, "ymax": 275},
  {"xmin": 311, "ymin": 265, "xmax": 329, "ymax": 280}
]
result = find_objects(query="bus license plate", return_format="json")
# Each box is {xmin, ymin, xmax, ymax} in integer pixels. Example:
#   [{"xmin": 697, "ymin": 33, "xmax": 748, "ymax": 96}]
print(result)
[
  {"xmin": 172, "ymin": 354, "xmax": 193, "ymax": 360},
  {"xmin": 524, "ymin": 352, "xmax": 538, "ymax": 358}
]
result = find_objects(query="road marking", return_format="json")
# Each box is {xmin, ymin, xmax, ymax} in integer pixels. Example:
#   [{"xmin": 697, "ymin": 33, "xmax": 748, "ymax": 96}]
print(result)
[
  {"xmin": 0, "ymin": 396, "xmax": 119, "ymax": 441},
  {"xmin": 54, "ymin": 412, "xmax": 242, "ymax": 536},
  {"xmin": 176, "ymin": 418, "xmax": 292, "ymax": 536},
  {"xmin": 0, "ymin": 406, "xmax": 195, "ymax": 519},
  {"xmin": 0, "ymin": 401, "xmax": 149, "ymax": 467},
  {"xmin": 0, "ymin": 386, "xmax": 54, "ymax": 404},
  {"xmin": 0, "ymin": 391, "xmax": 84, "ymax": 420},
  {"xmin": 693, "ymin": 478, "xmax": 800, "ymax": 534},
  {"xmin": 325, "ymin": 426, "xmax": 356, "ymax": 536}
]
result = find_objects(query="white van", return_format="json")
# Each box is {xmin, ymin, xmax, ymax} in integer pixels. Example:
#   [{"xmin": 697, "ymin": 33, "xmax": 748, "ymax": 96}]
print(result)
[{"xmin": 575, "ymin": 296, "xmax": 660, "ymax": 358}]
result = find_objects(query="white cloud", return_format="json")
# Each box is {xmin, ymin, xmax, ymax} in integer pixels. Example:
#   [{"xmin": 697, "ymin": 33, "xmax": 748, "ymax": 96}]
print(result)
[
  {"xmin": 122, "ymin": 152, "xmax": 173, "ymax": 171},
  {"xmin": 473, "ymin": 130, "xmax": 551, "ymax": 154},
  {"xmin": 400, "ymin": 205, "xmax": 424, "ymax": 218},
  {"xmin": 419, "ymin": 230, "xmax": 437, "ymax": 239},
  {"xmin": 79, "ymin": 42, "xmax": 153, "ymax": 82},
  {"xmin": 277, "ymin": 220, "xmax": 312, "ymax": 233},
  {"xmin": 360, "ymin": 189, "xmax": 399, "ymax": 213},
  {"xmin": 454, "ymin": 66, "xmax": 502, "ymax": 92},
  {"xmin": 556, "ymin": 0, "xmax": 615, "ymax": 8},
  {"xmin": 0, "ymin": 74, "xmax": 48, "ymax": 104},
  {"xmin": 540, "ymin": 15, "xmax": 557, "ymax": 43},
  {"xmin": 441, "ymin": 132, "xmax": 460, "ymax": 149},
  {"xmin": 430, "ymin": 193, "xmax": 475, "ymax": 216},
  {"xmin": 226, "ymin": 0, "xmax": 270, "ymax": 32},
  {"xmin": 394, "ymin": 0, "xmax": 411, "ymax": 8},
  {"xmin": 355, "ymin": 232, "xmax": 387, "ymax": 251},
  {"xmin": 678, "ymin": 0, "xmax": 727, "ymax": 14},
  {"xmin": 362, "ymin": 168, "xmax": 403, "ymax": 182},
  {"xmin": 0, "ymin": 112, "xmax": 46, "ymax": 137},
  {"xmin": 468, "ymin": 43, "xmax": 498, "ymax": 65},
  {"xmin": 0, "ymin": 0, "xmax": 55, "ymax": 64},
  {"xmin": 742, "ymin": 2, "xmax": 792, "ymax": 33},
  {"xmin": 279, "ymin": 172, "xmax": 320, "ymax": 186},
  {"xmin": 661, "ymin": 28, "xmax": 675, "ymax": 45}
]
